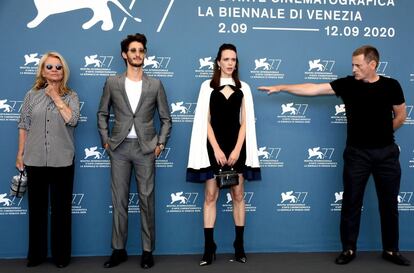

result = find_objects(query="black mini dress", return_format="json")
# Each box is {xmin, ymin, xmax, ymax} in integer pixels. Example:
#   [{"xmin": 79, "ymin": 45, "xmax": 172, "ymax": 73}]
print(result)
[{"xmin": 207, "ymin": 85, "xmax": 246, "ymax": 174}]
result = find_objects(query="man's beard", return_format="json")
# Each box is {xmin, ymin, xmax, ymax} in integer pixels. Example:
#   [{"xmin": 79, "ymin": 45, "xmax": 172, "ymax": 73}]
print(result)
[{"xmin": 127, "ymin": 57, "xmax": 143, "ymax": 68}]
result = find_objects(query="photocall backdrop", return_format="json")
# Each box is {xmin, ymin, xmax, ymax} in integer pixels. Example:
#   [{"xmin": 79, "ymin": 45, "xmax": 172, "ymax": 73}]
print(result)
[{"xmin": 0, "ymin": 0, "xmax": 413, "ymax": 258}]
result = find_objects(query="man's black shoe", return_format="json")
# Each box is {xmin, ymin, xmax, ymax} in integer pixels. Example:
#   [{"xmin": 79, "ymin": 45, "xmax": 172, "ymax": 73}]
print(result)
[
  {"xmin": 140, "ymin": 251, "xmax": 154, "ymax": 269},
  {"xmin": 382, "ymin": 251, "xmax": 411, "ymax": 266},
  {"xmin": 55, "ymin": 262, "xmax": 69, "ymax": 268},
  {"xmin": 26, "ymin": 259, "xmax": 46, "ymax": 267},
  {"xmin": 103, "ymin": 249, "xmax": 128, "ymax": 268},
  {"xmin": 335, "ymin": 250, "xmax": 356, "ymax": 265}
]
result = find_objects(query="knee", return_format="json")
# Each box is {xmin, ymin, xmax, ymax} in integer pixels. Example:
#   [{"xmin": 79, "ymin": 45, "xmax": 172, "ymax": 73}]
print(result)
[
  {"xmin": 204, "ymin": 191, "xmax": 218, "ymax": 205},
  {"xmin": 231, "ymin": 190, "xmax": 244, "ymax": 204}
]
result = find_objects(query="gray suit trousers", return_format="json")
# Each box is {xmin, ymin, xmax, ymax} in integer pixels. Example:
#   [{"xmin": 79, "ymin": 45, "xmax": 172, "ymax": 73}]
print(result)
[{"xmin": 109, "ymin": 138, "xmax": 155, "ymax": 251}]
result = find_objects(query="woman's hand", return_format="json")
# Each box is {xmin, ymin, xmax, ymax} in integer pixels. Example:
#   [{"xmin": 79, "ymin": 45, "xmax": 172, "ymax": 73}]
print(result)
[
  {"xmin": 228, "ymin": 149, "xmax": 240, "ymax": 166},
  {"xmin": 45, "ymin": 82, "xmax": 60, "ymax": 100},
  {"xmin": 16, "ymin": 154, "xmax": 24, "ymax": 171},
  {"xmin": 214, "ymin": 148, "xmax": 227, "ymax": 167}
]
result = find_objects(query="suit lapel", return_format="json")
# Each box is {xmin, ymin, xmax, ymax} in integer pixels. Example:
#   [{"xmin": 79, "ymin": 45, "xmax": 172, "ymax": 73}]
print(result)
[
  {"xmin": 135, "ymin": 73, "xmax": 150, "ymax": 113},
  {"xmin": 117, "ymin": 73, "xmax": 134, "ymax": 113}
]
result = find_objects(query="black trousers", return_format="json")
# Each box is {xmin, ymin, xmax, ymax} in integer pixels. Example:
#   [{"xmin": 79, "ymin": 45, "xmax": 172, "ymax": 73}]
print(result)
[
  {"xmin": 26, "ymin": 164, "xmax": 74, "ymax": 264},
  {"xmin": 340, "ymin": 144, "xmax": 401, "ymax": 252}
]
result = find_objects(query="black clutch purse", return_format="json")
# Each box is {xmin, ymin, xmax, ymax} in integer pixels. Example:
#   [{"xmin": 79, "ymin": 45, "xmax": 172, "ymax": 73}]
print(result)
[{"xmin": 215, "ymin": 168, "xmax": 239, "ymax": 189}]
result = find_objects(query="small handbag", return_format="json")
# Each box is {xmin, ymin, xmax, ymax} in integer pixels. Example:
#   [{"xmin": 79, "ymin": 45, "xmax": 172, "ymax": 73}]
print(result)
[
  {"xmin": 215, "ymin": 168, "xmax": 239, "ymax": 189},
  {"xmin": 10, "ymin": 169, "xmax": 28, "ymax": 198}
]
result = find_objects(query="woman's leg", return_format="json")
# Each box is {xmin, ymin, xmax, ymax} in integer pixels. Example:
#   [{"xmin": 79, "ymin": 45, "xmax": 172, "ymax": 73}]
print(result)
[
  {"xmin": 203, "ymin": 179, "xmax": 219, "ymax": 228},
  {"xmin": 231, "ymin": 174, "xmax": 245, "ymax": 226},
  {"xmin": 26, "ymin": 166, "xmax": 49, "ymax": 266},
  {"xmin": 200, "ymin": 179, "xmax": 219, "ymax": 266},
  {"xmin": 231, "ymin": 175, "xmax": 247, "ymax": 263},
  {"xmin": 50, "ymin": 165, "xmax": 74, "ymax": 267}
]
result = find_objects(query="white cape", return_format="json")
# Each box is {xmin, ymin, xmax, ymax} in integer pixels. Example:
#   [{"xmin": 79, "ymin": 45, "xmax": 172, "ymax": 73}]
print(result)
[{"xmin": 187, "ymin": 78, "xmax": 260, "ymax": 171}]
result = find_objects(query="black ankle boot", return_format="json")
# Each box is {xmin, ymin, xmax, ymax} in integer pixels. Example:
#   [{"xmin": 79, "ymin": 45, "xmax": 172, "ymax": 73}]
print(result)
[
  {"xmin": 234, "ymin": 226, "xmax": 246, "ymax": 263},
  {"xmin": 233, "ymin": 240, "xmax": 247, "ymax": 263},
  {"xmin": 199, "ymin": 242, "xmax": 217, "ymax": 266},
  {"xmin": 200, "ymin": 228, "xmax": 216, "ymax": 266}
]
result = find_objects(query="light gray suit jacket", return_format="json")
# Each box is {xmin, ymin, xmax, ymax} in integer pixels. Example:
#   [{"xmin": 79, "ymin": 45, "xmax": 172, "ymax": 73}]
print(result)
[{"xmin": 97, "ymin": 73, "xmax": 172, "ymax": 154}]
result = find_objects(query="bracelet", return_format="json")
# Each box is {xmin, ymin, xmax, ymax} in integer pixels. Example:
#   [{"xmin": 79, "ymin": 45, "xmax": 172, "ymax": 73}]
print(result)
[{"xmin": 56, "ymin": 103, "xmax": 65, "ymax": 110}]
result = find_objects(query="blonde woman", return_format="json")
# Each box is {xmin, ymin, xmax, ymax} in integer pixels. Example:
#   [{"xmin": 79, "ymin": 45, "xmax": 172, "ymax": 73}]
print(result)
[{"xmin": 16, "ymin": 52, "xmax": 80, "ymax": 268}]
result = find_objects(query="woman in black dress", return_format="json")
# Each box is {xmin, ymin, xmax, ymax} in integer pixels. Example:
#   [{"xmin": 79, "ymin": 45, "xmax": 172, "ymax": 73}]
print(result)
[{"xmin": 187, "ymin": 44, "xmax": 261, "ymax": 266}]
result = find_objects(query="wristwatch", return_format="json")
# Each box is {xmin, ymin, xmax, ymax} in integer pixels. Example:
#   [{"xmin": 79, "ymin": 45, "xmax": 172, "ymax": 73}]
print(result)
[{"xmin": 157, "ymin": 143, "xmax": 165, "ymax": 151}]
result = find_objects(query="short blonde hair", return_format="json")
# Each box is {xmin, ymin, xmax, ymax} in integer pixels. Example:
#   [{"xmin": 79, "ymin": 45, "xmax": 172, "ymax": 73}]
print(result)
[{"xmin": 33, "ymin": 51, "xmax": 71, "ymax": 95}]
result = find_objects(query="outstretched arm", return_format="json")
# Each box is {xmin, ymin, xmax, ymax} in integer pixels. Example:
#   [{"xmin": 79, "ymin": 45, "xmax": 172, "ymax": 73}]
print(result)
[{"xmin": 257, "ymin": 83, "xmax": 335, "ymax": 96}]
